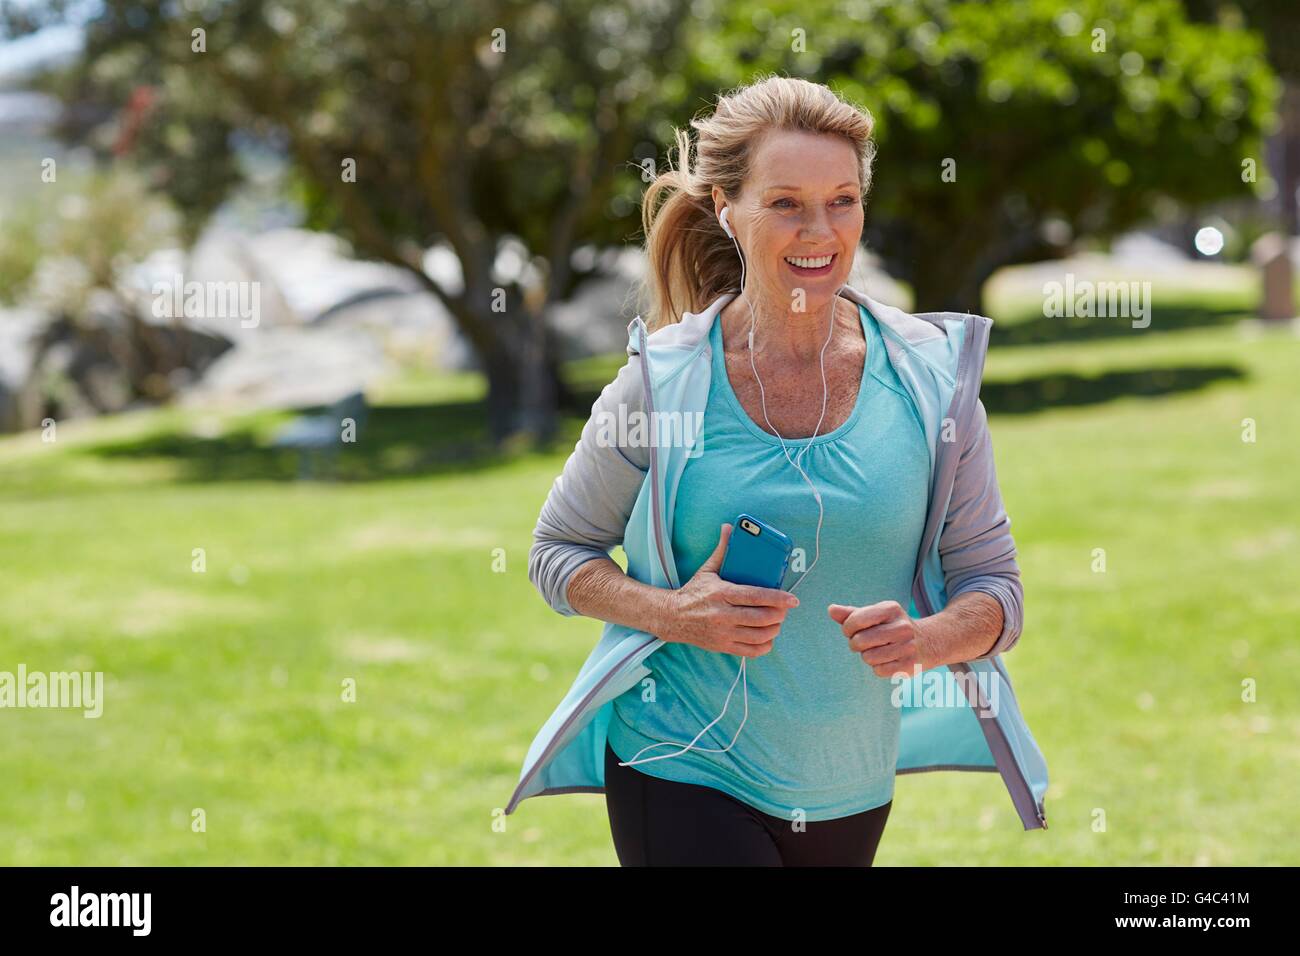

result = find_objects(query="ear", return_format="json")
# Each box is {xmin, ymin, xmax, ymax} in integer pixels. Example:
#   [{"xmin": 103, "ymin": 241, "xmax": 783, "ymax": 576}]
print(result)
[{"xmin": 711, "ymin": 185, "xmax": 728, "ymax": 226}]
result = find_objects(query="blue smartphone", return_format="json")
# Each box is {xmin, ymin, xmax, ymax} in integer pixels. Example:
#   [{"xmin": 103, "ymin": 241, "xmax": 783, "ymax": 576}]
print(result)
[{"xmin": 718, "ymin": 514, "xmax": 793, "ymax": 590}]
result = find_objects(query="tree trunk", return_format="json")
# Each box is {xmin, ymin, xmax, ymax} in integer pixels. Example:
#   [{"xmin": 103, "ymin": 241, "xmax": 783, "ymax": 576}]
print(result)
[
  {"xmin": 414, "ymin": 264, "xmax": 569, "ymax": 448},
  {"xmin": 907, "ymin": 218, "xmax": 1059, "ymax": 316},
  {"xmin": 1277, "ymin": 78, "xmax": 1300, "ymax": 236},
  {"xmin": 908, "ymin": 252, "xmax": 989, "ymax": 316},
  {"xmin": 476, "ymin": 305, "xmax": 566, "ymax": 447}
]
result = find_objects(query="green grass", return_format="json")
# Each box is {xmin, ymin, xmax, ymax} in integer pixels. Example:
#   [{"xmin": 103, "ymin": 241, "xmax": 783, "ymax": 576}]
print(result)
[{"xmin": 1, "ymin": 287, "xmax": 1298, "ymax": 865}]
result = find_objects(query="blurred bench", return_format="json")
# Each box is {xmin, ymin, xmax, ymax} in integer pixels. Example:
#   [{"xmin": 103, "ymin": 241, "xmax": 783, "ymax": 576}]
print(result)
[{"xmin": 270, "ymin": 390, "xmax": 368, "ymax": 479}]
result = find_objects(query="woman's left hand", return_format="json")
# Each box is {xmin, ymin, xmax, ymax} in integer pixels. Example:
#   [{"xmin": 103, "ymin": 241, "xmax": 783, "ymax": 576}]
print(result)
[{"xmin": 827, "ymin": 601, "xmax": 936, "ymax": 678}]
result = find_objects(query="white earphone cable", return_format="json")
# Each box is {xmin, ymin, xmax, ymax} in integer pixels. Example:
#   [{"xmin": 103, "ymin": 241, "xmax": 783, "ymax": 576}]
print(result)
[{"xmin": 619, "ymin": 210, "xmax": 838, "ymax": 770}]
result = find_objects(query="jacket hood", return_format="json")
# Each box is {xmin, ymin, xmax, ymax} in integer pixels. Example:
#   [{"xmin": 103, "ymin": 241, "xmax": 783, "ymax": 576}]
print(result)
[
  {"xmin": 626, "ymin": 283, "xmax": 979, "ymax": 352},
  {"xmin": 625, "ymin": 284, "xmax": 989, "ymax": 399}
]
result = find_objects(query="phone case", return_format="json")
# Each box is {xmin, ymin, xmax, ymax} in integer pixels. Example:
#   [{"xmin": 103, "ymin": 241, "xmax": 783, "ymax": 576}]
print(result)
[{"xmin": 718, "ymin": 513, "xmax": 793, "ymax": 590}]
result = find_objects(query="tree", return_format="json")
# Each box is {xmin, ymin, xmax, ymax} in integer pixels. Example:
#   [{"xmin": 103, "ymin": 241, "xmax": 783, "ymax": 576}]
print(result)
[
  {"xmin": 7, "ymin": 0, "xmax": 1280, "ymax": 436},
  {"xmin": 690, "ymin": 0, "xmax": 1278, "ymax": 313},
  {"xmin": 5, "ymin": 0, "xmax": 694, "ymax": 445}
]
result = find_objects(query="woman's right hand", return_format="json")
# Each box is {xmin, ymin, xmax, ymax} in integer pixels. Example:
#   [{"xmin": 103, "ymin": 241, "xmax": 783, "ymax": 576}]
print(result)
[{"xmin": 657, "ymin": 523, "xmax": 799, "ymax": 657}]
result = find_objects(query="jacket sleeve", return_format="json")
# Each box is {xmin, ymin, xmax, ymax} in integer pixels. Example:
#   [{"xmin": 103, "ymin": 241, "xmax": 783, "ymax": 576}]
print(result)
[
  {"xmin": 937, "ymin": 397, "xmax": 1024, "ymax": 658},
  {"xmin": 527, "ymin": 352, "xmax": 651, "ymax": 616}
]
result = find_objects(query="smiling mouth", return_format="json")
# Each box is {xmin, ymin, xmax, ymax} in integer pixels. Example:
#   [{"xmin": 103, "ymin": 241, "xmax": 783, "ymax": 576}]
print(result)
[{"xmin": 784, "ymin": 253, "xmax": 837, "ymax": 272}]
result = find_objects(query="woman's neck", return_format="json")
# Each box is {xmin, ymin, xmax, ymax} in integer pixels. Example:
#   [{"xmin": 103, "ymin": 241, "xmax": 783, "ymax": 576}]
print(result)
[{"xmin": 721, "ymin": 287, "xmax": 847, "ymax": 363}]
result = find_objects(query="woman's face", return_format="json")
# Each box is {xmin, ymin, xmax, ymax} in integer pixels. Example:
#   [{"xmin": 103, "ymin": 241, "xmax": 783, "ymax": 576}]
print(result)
[{"xmin": 713, "ymin": 129, "xmax": 864, "ymax": 313}]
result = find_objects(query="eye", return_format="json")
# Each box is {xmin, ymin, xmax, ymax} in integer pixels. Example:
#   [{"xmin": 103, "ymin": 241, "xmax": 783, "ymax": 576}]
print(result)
[
  {"xmin": 773, "ymin": 198, "xmax": 796, "ymax": 208},
  {"xmin": 834, "ymin": 195, "xmax": 859, "ymax": 206}
]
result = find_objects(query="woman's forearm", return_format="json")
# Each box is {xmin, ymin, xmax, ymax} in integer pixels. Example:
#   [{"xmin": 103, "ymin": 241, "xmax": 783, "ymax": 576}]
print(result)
[
  {"xmin": 917, "ymin": 591, "xmax": 1005, "ymax": 668},
  {"xmin": 564, "ymin": 557, "xmax": 675, "ymax": 637},
  {"xmin": 566, "ymin": 559, "xmax": 1006, "ymax": 666}
]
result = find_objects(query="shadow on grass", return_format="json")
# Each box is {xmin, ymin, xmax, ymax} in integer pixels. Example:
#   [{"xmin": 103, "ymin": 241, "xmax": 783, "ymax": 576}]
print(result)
[
  {"xmin": 81, "ymin": 362, "xmax": 1245, "ymax": 482},
  {"xmin": 981, "ymin": 364, "xmax": 1246, "ymax": 415},
  {"xmin": 990, "ymin": 303, "xmax": 1249, "ymax": 348},
  {"xmin": 82, "ymin": 398, "xmax": 534, "ymax": 483}
]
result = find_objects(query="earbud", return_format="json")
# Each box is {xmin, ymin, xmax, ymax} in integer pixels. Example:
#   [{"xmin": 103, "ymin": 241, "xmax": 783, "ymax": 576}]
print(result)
[{"xmin": 719, "ymin": 206, "xmax": 734, "ymax": 239}]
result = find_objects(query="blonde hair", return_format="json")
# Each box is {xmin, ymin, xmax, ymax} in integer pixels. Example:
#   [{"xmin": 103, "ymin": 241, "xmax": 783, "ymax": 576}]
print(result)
[{"xmin": 637, "ymin": 75, "xmax": 876, "ymax": 332}]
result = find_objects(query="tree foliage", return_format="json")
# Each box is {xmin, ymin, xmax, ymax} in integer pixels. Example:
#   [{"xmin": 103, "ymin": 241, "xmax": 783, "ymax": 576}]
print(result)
[
  {"xmin": 689, "ymin": 0, "xmax": 1278, "ymax": 311},
  {"xmin": 3, "ymin": 0, "xmax": 1283, "ymax": 437}
]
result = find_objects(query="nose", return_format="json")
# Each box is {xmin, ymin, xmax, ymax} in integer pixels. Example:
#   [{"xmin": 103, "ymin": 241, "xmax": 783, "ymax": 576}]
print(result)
[{"xmin": 798, "ymin": 204, "xmax": 835, "ymax": 242}]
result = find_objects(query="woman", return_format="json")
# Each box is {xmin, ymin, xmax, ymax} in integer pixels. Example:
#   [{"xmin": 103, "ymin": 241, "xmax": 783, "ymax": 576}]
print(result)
[{"xmin": 506, "ymin": 75, "xmax": 1047, "ymax": 865}]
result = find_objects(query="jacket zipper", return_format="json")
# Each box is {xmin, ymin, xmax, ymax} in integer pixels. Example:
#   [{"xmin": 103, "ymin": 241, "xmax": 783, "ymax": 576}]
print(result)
[
  {"xmin": 912, "ymin": 582, "xmax": 1046, "ymax": 829},
  {"xmin": 909, "ymin": 314, "xmax": 1045, "ymax": 829},
  {"xmin": 507, "ymin": 321, "xmax": 670, "ymax": 813},
  {"xmin": 505, "ymin": 633, "xmax": 657, "ymax": 813},
  {"xmin": 637, "ymin": 319, "xmax": 675, "ymax": 587}
]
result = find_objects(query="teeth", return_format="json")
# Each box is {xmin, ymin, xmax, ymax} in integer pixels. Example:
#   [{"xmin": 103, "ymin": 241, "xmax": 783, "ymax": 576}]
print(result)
[{"xmin": 785, "ymin": 255, "xmax": 834, "ymax": 268}]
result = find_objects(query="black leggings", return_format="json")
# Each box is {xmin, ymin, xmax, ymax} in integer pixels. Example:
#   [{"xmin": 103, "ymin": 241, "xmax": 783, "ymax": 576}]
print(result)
[{"xmin": 603, "ymin": 741, "xmax": 891, "ymax": 866}]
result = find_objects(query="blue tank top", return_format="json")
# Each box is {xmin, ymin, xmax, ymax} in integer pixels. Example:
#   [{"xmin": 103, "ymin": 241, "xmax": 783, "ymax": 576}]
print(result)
[{"xmin": 607, "ymin": 302, "xmax": 930, "ymax": 821}]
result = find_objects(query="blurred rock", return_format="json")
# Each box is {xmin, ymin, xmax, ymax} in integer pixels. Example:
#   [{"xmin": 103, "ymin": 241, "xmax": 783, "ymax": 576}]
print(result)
[
  {"xmin": 1111, "ymin": 232, "xmax": 1192, "ymax": 265},
  {"xmin": 0, "ymin": 301, "xmax": 232, "ymax": 432},
  {"xmin": 161, "ymin": 228, "xmax": 470, "ymax": 409},
  {"xmin": 0, "ymin": 307, "xmax": 45, "ymax": 432},
  {"xmin": 178, "ymin": 325, "xmax": 389, "ymax": 411}
]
